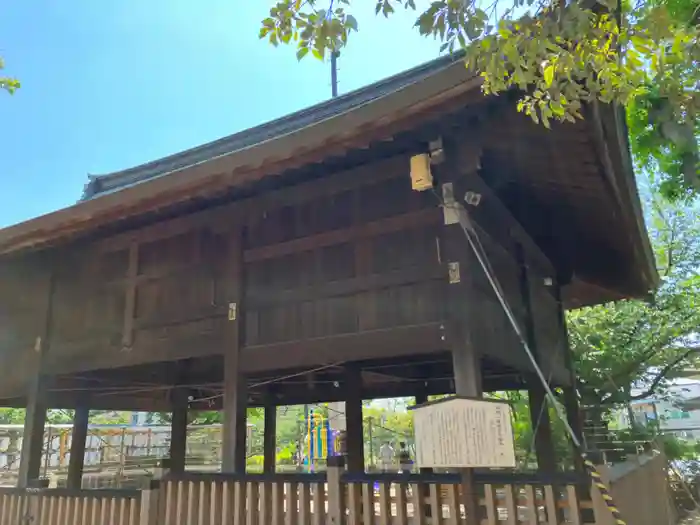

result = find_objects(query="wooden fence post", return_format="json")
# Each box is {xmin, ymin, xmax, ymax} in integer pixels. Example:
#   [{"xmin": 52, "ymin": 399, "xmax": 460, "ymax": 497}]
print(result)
[
  {"xmin": 24, "ymin": 479, "xmax": 49, "ymax": 525},
  {"xmin": 327, "ymin": 456, "xmax": 345, "ymax": 525},
  {"xmin": 139, "ymin": 480, "xmax": 161, "ymax": 525},
  {"xmin": 25, "ymin": 489, "xmax": 42, "ymax": 525}
]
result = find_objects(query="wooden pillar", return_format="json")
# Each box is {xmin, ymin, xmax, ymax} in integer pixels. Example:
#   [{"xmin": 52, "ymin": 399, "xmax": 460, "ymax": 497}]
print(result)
[
  {"xmin": 221, "ymin": 227, "xmax": 249, "ymax": 473},
  {"xmin": 169, "ymin": 386, "xmax": 189, "ymax": 474},
  {"xmin": 18, "ymin": 266, "xmax": 55, "ymax": 488},
  {"xmin": 414, "ymin": 391, "xmax": 428, "ymax": 406},
  {"xmin": 449, "ymin": 326, "xmax": 483, "ymax": 525},
  {"xmin": 564, "ymin": 387, "xmax": 587, "ymax": 466},
  {"xmin": 414, "ymin": 391, "xmax": 434, "ymax": 477},
  {"xmin": 66, "ymin": 405, "xmax": 90, "ymax": 489},
  {"xmin": 327, "ymin": 455, "xmax": 345, "ymax": 524},
  {"xmin": 528, "ymin": 384, "xmax": 557, "ymax": 472},
  {"xmin": 344, "ymin": 365, "xmax": 364, "ymax": 473},
  {"xmin": 516, "ymin": 242, "xmax": 559, "ymax": 472},
  {"xmin": 18, "ymin": 376, "xmax": 48, "ymax": 488},
  {"xmin": 437, "ymin": 138, "xmax": 484, "ymax": 525},
  {"xmin": 555, "ymin": 282, "xmax": 587, "ymax": 472},
  {"xmin": 263, "ymin": 393, "xmax": 277, "ymax": 474},
  {"xmin": 223, "ymin": 361, "xmax": 248, "ymax": 472}
]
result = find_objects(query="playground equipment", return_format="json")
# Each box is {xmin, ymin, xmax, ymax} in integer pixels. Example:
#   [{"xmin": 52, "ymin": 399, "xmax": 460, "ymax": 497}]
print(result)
[{"xmin": 303, "ymin": 410, "xmax": 340, "ymax": 471}]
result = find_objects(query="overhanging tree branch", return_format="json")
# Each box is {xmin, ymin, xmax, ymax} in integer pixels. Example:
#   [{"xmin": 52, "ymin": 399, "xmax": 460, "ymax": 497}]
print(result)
[{"xmin": 630, "ymin": 346, "xmax": 700, "ymax": 401}]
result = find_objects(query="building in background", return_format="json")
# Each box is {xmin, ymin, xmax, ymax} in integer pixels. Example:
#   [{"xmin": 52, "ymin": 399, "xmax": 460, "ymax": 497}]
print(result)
[{"xmin": 615, "ymin": 380, "xmax": 700, "ymax": 439}]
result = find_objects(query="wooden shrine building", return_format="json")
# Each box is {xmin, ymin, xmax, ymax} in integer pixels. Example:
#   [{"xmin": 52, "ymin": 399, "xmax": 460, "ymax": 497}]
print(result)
[{"xmin": 0, "ymin": 54, "xmax": 656, "ymax": 493}]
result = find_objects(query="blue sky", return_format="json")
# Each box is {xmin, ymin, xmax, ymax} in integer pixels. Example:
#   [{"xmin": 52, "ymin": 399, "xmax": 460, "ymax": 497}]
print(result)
[{"xmin": 0, "ymin": 1, "xmax": 443, "ymax": 228}]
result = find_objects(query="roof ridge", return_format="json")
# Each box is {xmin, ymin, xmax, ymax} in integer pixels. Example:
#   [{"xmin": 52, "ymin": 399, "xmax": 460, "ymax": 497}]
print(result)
[{"xmin": 82, "ymin": 52, "xmax": 464, "ymax": 200}]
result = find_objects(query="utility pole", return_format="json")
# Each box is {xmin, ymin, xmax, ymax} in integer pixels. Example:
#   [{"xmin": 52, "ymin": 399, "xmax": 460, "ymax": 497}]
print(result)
[
  {"xmin": 330, "ymin": 50, "xmax": 339, "ymax": 98},
  {"xmin": 367, "ymin": 416, "xmax": 374, "ymax": 469}
]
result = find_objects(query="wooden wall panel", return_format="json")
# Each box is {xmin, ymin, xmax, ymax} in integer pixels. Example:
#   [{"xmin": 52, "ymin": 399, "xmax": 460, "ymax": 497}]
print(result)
[
  {"xmin": 44, "ymin": 226, "xmax": 231, "ymax": 373},
  {"xmin": 0, "ymin": 143, "xmax": 571, "ymax": 386},
  {"xmin": 242, "ymin": 170, "xmax": 444, "ymax": 350},
  {"xmin": 0, "ymin": 254, "xmax": 50, "ymax": 397},
  {"xmin": 47, "ymin": 252, "xmax": 117, "ymax": 372},
  {"xmin": 49, "ymin": 246, "xmax": 125, "ymax": 365},
  {"xmin": 130, "ymin": 228, "xmax": 227, "ymax": 364}
]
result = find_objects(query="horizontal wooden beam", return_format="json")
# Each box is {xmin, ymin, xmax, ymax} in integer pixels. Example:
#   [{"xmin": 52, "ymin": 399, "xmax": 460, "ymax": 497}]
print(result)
[
  {"xmin": 243, "ymin": 207, "xmax": 440, "ymax": 263},
  {"xmin": 0, "ymin": 372, "xmax": 526, "ymax": 412},
  {"xmin": 247, "ymin": 265, "xmax": 444, "ymax": 309},
  {"xmin": 240, "ymin": 322, "xmax": 446, "ymax": 374},
  {"xmin": 94, "ymin": 155, "xmax": 413, "ymax": 253}
]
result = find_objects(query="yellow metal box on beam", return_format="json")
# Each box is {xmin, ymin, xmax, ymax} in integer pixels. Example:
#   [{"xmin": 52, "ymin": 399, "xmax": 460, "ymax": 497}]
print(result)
[{"xmin": 410, "ymin": 153, "xmax": 434, "ymax": 191}]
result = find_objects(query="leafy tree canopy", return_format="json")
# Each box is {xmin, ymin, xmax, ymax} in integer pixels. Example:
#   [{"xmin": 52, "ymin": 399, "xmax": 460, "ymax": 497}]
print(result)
[
  {"xmin": 568, "ymin": 194, "xmax": 700, "ymax": 418},
  {"xmin": 261, "ymin": 0, "xmax": 699, "ymax": 198},
  {"xmin": 0, "ymin": 56, "xmax": 19, "ymax": 95}
]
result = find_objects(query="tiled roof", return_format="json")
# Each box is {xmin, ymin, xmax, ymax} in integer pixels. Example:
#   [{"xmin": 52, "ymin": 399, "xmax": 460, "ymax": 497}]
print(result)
[{"xmin": 82, "ymin": 53, "xmax": 465, "ymax": 200}]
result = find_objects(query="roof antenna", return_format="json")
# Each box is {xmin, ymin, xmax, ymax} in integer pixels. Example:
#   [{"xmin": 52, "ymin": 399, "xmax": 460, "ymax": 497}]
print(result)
[{"xmin": 330, "ymin": 49, "xmax": 340, "ymax": 98}]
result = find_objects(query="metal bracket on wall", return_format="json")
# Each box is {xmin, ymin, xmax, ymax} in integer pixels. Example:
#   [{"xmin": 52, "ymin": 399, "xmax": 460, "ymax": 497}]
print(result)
[
  {"xmin": 228, "ymin": 302, "xmax": 237, "ymax": 321},
  {"xmin": 448, "ymin": 262, "xmax": 461, "ymax": 284},
  {"xmin": 442, "ymin": 183, "xmax": 459, "ymax": 225}
]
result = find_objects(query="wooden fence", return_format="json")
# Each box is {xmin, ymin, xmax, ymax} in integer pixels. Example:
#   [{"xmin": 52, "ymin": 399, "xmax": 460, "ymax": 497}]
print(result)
[
  {"xmin": 0, "ymin": 457, "xmax": 671, "ymax": 524},
  {"xmin": 0, "ymin": 487, "xmax": 141, "ymax": 525},
  {"xmin": 149, "ymin": 469, "xmax": 598, "ymax": 524}
]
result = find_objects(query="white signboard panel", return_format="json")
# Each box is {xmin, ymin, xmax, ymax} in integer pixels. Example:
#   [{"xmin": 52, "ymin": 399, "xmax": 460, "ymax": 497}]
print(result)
[{"xmin": 412, "ymin": 397, "xmax": 516, "ymax": 469}]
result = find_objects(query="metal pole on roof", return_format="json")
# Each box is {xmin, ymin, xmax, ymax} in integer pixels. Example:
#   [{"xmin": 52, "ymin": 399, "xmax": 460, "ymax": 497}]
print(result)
[{"xmin": 331, "ymin": 51, "xmax": 339, "ymax": 98}]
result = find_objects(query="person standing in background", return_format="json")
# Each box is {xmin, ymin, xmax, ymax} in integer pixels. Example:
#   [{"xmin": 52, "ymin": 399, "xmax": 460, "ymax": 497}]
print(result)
[
  {"xmin": 398, "ymin": 442, "xmax": 412, "ymax": 473},
  {"xmin": 378, "ymin": 441, "xmax": 395, "ymax": 472}
]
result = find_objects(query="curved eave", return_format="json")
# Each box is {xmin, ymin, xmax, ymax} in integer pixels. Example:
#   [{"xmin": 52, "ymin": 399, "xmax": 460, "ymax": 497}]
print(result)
[
  {"xmin": 0, "ymin": 60, "xmax": 482, "ymax": 256},
  {"xmin": 598, "ymin": 102, "xmax": 658, "ymax": 293}
]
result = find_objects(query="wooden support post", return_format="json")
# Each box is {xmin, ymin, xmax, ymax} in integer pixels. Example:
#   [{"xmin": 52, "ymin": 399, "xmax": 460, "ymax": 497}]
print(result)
[
  {"xmin": 344, "ymin": 365, "xmax": 365, "ymax": 473},
  {"xmin": 437, "ymin": 137, "xmax": 484, "ymax": 525},
  {"xmin": 221, "ymin": 227, "xmax": 248, "ymax": 473},
  {"xmin": 222, "ymin": 355, "xmax": 248, "ymax": 472},
  {"xmin": 449, "ymin": 328, "xmax": 483, "ymax": 525},
  {"xmin": 221, "ymin": 355, "xmax": 247, "ymax": 473},
  {"xmin": 169, "ymin": 386, "xmax": 189, "ymax": 474},
  {"xmin": 564, "ymin": 386, "xmax": 588, "ymax": 469},
  {"xmin": 66, "ymin": 405, "xmax": 90, "ymax": 489},
  {"xmin": 327, "ymin": 455, "xmax": 345, "ymax": 525},
  {"xmin": 555, "ymin": 282, "xmax": 587, "ymax": 473},
  {"xmin": 18, "ymin": 375, "xmax": 48, "ymax": 488},
  {"xmin": 139, "ymin": 481, "xmax": 162, "ymax": 525},
  {"xmin": 528, "ymin": 384, "xmax": 558, "ymax": 473},
  {"xmin": 414, "ymin": 391, "xmax": 434, "ymax": 477},
  {"xmin": 235, "ymin": 384, "xmax": 248, "ymax": 472},
  {"xmin": 516, "ymin": 243, "xmax": 559, "ymax": 472},
  {"xmin": 263, "ymin": 392, "xmax": 277, "ymax": 474},
  {"xmin": 18, "ymin": 266, "xmax": 55, "ymax": 488}
]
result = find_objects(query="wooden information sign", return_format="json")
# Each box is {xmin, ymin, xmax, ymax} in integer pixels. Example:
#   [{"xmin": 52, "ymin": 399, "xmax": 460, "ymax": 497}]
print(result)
[{"xmin": 412, "ymin": 396, "xmax": 516, "ymax": 469}]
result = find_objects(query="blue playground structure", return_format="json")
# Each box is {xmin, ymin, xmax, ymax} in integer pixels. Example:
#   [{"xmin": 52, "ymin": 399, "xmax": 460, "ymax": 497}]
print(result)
[{"xmin": 302, "ymin": 410, "xmax": 341, "ymax": 471}]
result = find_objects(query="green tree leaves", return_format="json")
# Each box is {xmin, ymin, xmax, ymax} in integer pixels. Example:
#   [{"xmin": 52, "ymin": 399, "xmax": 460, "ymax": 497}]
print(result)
[
  {"xmin": 0, "ymin": 57, "xmax": 20, "ymax": 95},
  {"xmin": 568, "ymin": 196, "xmax": 700, "ymax": 415},
  {"xmin": 261, "ymin": 0, "xmax": 699, "ymax": 199},
  {"xmin": 261, "ymin": 0, "xmax": 359, "ymax": 61}
]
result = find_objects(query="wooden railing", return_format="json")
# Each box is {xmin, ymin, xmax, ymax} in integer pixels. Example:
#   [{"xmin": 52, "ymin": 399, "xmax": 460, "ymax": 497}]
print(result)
[
  {"xmin": 156, "ymin": 472, "xmax": 328, "ymax": 524},
  {"xmin": 340, "ymin": 471, "xmax": 595, "ymax": 525},
  {"xmin": 0, "ymin": 462, "xmax": 664, "ymax": 525},
  {"xmin": 0, "ymin": 487, "xmax": 142, "ymax": 525},
  {"xmin": 150, "ymin": 468, "xmax": 596, "ymax": 524}
]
